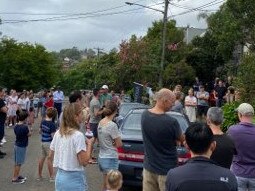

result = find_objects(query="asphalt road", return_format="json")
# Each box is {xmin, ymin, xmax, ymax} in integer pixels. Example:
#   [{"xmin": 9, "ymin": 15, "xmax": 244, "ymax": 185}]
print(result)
[{"xmin": 0, "ymin": 117, "xmax": 102, "ymax": 191}]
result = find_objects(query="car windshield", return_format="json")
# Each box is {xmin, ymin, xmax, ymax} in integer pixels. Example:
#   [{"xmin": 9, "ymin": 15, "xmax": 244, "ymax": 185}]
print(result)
[{"xmin": 122, "ymin": 112, "xmax": 188, "ymax": 136}]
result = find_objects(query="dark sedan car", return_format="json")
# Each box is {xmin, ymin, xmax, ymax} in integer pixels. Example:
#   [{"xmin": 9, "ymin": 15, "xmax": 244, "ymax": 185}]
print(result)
[{"xmin": 118, "ymin": 109, "xmax": 190, "ymax": 187}]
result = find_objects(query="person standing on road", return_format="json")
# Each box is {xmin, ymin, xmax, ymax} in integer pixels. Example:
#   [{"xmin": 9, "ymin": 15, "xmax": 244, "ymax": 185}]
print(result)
[
  {"xmin": 141, "ymin": 88, "xmax": 183, "ymax": 191},
  {"xmin": 165, "ymin": 122, "xmax": 237, "ymax": 191},
  {"xmin": 206, "ymin": 107, "xmax": 236, "ymax": 169},
  {"xmin": 99, "ymin": 85, "xmax": 112, "ymax": 107},
  {"xmin": 89, "ymin": 88, "xmax": 104, "ymax": 164},
  {"xmin": 53, "ymin": 86, "xmax": 64, "ymax": 119},
  {"xmin": 227, "ymin": 103, "xmax": 255, "ymax": 191},
  {"xmin": 214, "ymin": 80, "xmax": 227, "ymax": 107},
  {"xmin": 196, "ymin": 85, "xmax": 209, "ymax": 122},
  {"xmin": 38, "ymin": 107, "xmax": 57, "ymax": 181},
  {"xmin": 0, "ymin": 87, "xmax": 8, "ymax": 158},
  {"xmin": 7, "ymin": 89, "xmax": 18, "ymax": 127},
  {"xmin": 184, "ymin": 88, "xmax": 197, "ymax": 123},
  {"xmin": 49, "ymin": 103, "xmax": 93, "ymax": 191},
  {"xmin": 97, "ymin": 101, "xmax": 122, "ymax": 191},
  {"xmin": 12, "ymin": 110, "xmax": 31, "ymax": 184}
]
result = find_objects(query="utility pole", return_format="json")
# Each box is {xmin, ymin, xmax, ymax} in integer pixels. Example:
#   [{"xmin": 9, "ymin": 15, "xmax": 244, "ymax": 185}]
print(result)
[
  {"xmin": 159, "ymin": 0, "xmax": 169, "ymax": 88},
  {"xmin": 126, "ymin": 1, "xmax": 169, "ymax": 88},
  {"xmin": 93, "ymin": 47, "xmax": 104, "ymax": 88}
]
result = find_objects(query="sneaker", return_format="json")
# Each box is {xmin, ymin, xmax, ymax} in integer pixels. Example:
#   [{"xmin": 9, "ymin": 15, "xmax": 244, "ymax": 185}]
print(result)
[
  {"xmin": 0, "ymin": 151, "xmax": 6, "ymax": 156},
  {"xmin": 9, "ymin": 124, "xmax": 13, "ymax": 127},
  {"xmin": 12, "ymin": 179, "xmax": 25, "ymax": 184},
  {"xmin": 1, "ymin": 137, "xmax": 6, "ymax": 143},
  {"xmin": 49, "ymin": 177, "xmax": 55, "ymax": 182},
  {"xmin": 18, "ymin": 176, "xmax": 27, "ymax": 181},
  {"xmin": 36, "ymin": 177, "xmax": 43, "ymax": 181}
]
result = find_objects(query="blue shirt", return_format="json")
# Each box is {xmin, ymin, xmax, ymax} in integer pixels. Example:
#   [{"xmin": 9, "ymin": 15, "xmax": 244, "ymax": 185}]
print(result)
[
  {"xmin": 40, "ymin": 120, "xmax": 56, "ymax": 142},
  {"xmin": 53, "ymin": 91, "xmax": 64, "ymax": 103},
  {"xmin": 14, "ymin": 124, "xmax": 29, "ymax": 147}
]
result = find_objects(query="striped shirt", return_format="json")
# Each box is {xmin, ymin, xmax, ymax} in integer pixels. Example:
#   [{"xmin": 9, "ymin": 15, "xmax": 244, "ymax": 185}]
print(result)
[{"xmin": 40, "ymin": 120, "xmax": 56, "ymax": 142}]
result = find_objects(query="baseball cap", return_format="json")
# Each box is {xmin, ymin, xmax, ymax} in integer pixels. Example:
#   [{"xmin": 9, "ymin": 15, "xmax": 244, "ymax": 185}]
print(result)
[
  {"xmin": 101, "ymin": 85, "xmax": 109, "ymax": 89},
  {"xmin": 236, "ymin": 103, "xmax": 254, "ymax": 116}
]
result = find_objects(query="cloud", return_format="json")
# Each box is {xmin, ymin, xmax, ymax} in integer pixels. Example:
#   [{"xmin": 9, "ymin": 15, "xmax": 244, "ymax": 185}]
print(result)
[{"xmin": 0, "ymin": 0, "xmax": 222, "ymax": 51}]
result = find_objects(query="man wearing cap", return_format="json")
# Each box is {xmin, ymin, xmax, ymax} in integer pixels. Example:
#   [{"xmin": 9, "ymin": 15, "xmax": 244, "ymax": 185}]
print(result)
[
  {"xmin": 227, "ymin": 103, "xmax": 255, "ymax": 191},
  {"xmin": 99, "ymin": 85, "xmax": 112, "ymax": 107}
]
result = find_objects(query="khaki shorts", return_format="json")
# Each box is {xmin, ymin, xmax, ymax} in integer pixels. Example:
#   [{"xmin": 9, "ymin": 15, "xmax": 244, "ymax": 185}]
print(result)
[
  {"xmin": 143, "ymin": 169, "xmax": 167, "ymax": 191},
  {"xmin": 41, "ymin": 142, "xmax": 51, "ymax": 158}
]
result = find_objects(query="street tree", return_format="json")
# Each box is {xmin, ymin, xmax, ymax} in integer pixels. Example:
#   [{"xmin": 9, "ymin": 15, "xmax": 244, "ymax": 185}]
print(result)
[{"xmin": 0, "ymin": 38, "xmax": 59, "ymax": 91}]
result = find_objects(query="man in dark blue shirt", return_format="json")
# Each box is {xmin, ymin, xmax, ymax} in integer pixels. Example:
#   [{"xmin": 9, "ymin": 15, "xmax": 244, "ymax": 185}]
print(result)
[
  {"xmin": 141, "ymin": 88, "xmax": 183, "ymax": 191},
  {"xmin": 166, "ymin": 123, "xmax": 237, "ymax": 191}
]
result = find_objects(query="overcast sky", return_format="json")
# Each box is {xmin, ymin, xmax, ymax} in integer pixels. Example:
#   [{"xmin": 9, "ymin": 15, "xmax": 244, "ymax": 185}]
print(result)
[{"xmin": 0, "ymin": 0, "xmax": 224, "ymax": 52}]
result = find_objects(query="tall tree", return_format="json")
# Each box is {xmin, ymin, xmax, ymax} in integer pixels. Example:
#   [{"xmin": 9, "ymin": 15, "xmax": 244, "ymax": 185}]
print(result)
[{"xmin": 0, "ymin": 38, "xmax": 59, "ymax": 91}]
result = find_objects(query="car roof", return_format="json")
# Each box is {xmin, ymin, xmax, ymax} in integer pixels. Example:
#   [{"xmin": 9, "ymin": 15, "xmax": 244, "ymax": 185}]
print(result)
[{"xmin": 128, "ymin": 108, "xmax": 185, "ymax": 117}]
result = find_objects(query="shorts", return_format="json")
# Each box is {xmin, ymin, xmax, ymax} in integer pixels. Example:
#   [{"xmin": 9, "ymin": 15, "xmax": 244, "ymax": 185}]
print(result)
[
  {"xmin": 41, "ymin": 142, "xmax": 51, "ymax": 158},
  {"xmin": 89, "ymin": 123, "xmax": 98, "ymax": 138},
  {"xmin": 56, "ymin": 168, "xmax": 88, "ymax": 191},
  {"xmin": 14, "ymin": 145, "xmax": 27, "ymax": 165},
  {"xmin": 197, "ymin": 105, "xmax": 209, "ymax": 117},
  {"xmin": 143, "ymin": 169, "xmax": 167, "ymax": 191},
  {"xmin": 98, "ymin": 157, "xmax": 119, "ymax": 174}
]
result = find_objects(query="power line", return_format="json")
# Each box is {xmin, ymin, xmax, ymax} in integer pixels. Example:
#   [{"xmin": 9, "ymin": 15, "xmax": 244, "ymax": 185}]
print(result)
[
  {"xmin": 170, "ymin": 2, "xmax": 217, "ymax": 12},
  {"xmin": 169, "ymin": 0, "xmax": 225, "ymax": 18},
  {"xmin": 0, "ymin": 0, "xmax": 146, "ymax": 17},
  {"xmin": 0, "ymin": 0, "xmax": 144, "ymax": 21},
  {"xmin": 2, "ymin": 2, "xmax": 164, "ymax": 24}
]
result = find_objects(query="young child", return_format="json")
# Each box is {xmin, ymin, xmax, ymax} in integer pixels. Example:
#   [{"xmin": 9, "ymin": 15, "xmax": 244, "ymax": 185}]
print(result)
[
  {"xmin": 106, "ymin": 170, "xmax": 123, "ymax": 191},
  {"xmin": 38, "ymin": 107, "xmax": 57, "ymax": 182},
  {"xmin": 12, "ymin": 110, "xmax": 31, "ymax": 184}
]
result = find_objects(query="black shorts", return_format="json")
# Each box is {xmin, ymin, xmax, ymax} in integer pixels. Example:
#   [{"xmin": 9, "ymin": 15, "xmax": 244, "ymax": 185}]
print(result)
[
  {"xmin": 197, "ymin": 105, "xmax": 209, "ymax": 117},
  {"xmin": 90, "ymin": 123, "xmax": 99, "ymax": 138}
]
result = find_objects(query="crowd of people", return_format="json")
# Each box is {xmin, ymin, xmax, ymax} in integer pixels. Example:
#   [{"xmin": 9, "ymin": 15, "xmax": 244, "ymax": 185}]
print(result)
[
  {"xmin": 141, "ymin": 87, "xmax": 255, "ymax": 191},
  {"xmin": 0, "ymin": 78, "xmax": 254, "ymax": 191}
]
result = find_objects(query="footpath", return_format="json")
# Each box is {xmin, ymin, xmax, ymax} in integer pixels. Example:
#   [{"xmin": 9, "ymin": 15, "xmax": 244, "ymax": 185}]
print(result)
[{"xmin": 0, "ymin": 116, "xmax": 102, "ymax": 191}]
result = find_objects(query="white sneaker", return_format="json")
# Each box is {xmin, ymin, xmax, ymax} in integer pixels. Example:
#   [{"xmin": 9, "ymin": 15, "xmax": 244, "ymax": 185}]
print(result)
[{"xmin": 1, "ymin": 137, "xmax": 6, "ymax": 143}]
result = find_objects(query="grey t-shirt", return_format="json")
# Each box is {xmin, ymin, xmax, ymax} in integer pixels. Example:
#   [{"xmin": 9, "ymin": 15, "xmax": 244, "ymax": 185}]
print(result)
[
  {"xmin": 89, "ymin": 98, "xmax": 101, "ymax": 123},
  {"xmin": 97, "ymin": 121, "xmax": 121, "ymax": 158},
  {"xmin": 196, "ymin": 91, "xmax": 209, "ymax": 106}
]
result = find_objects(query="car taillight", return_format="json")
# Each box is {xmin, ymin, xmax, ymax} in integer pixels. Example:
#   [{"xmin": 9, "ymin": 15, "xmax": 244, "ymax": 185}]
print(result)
[
  {"xmin": 178, "ymin": 152, "xmax": 191, "ymax": 165},
  {"xmin": 117, "ymin": 147, "xmax": 144, "ymax": 162}
]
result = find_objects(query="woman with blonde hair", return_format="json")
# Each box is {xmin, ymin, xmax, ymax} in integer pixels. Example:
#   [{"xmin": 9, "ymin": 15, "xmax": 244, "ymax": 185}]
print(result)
[
  {"xmin": 98, "ymin": 101, "xmax": 122, "ymax": 191},
  {"xmin": 49, "ymin": 103, "xmax": 93, "ymax": 191}
]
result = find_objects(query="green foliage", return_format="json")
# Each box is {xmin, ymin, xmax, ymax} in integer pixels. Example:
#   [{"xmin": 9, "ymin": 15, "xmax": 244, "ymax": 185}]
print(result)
[
  {"xmin": 187, "ymin": 32, "xmax": 224, "ymax": 83},
  {"xmin": 163, "ymin": 60, "xmax": 195, "ymax": 87},
  {"xmin": 222, "ymin": 102, "xmax": 240, "ymax": 132},
  {"xmin": 234, "ymin": 53, "xmax": 255, "ymax": 106},
  {"xmin": 58, "ymin": 47, "xmax": 81, "ymax": 61},
  {"xmin": 0, "ymin": 38, "xmax": 59, "ymax": 91}
]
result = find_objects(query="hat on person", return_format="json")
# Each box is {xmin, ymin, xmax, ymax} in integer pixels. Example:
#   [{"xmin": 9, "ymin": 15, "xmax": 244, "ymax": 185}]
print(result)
[
  {"xmin": 236, "ymin": 103, "xmax": 254, "ymax": 116},
  {"xmin": 101, "ymin": 85, "xmax": 109, "ymax": 89}
]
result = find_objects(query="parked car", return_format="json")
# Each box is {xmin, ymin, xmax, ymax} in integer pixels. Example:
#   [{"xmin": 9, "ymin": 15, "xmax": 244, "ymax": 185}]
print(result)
[
  {"xmin": 115, "ymin": 102, "xmax": 150, "ymax": 127},
  {"xmin": 118, "ymin": 109, "xmax": 190, "ymax": 187}
]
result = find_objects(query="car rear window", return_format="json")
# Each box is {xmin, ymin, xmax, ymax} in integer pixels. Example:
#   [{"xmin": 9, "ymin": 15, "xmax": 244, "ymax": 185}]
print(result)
[
  {"xmin": 119, "ymin": 104, "xmax": 148, "ymax": 117},
  {"xmin": 122, "ymin": 112, "xmax": 188, "ymax": 136}
]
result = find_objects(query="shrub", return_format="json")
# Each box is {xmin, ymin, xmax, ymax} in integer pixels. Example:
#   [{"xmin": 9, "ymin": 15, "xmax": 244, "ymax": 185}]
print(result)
[
  {"xmin": 234, "ymin": 53, "xmax": 255, "ymax": 106},
  {"xmin": 221, "ymin": 102, "xmax": 240, "ymax": 132}
]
